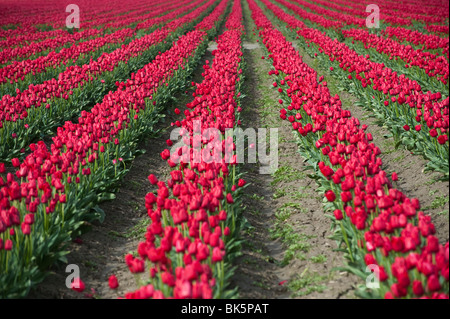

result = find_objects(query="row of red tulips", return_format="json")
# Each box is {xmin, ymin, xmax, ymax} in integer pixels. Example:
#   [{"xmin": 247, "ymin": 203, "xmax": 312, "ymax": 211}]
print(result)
[
  {"xmin": 268, "ymin": 0, "xmax": 449, "ymax": 59},
  {"xmin": 0, "ymin": 0, "xmax": 223, "ymax": 299},
  {"xmin": 289, "ymin": 0, "xmax": 408, "ymax": 27},
  {"xmin": 0, "ymin": 0, "xmax": 210, "ymax": 162},
  {"xmin": 249, "ymin": 0, "xmax": 449, "ymax": 299},
  {"xmin": 426, "ymin": 24, "xmax": 449, "ymax": 36},
  {"xmin": 290, "ymin": 0, "xmax": 364, "ymax": 28},
  {"xmin": 313, "ymin": 0, "xmax": 412, "ymax": 27},
  {"xmin": 265, "ymin": 0, "xmax": 449, "ymax": 177},
  {"xmin": 288, "ymin": 0, "xmax": 450, "ymax": 47},
  {"xmin": 0, "ymin": 29, "xmax": 132, "ymax": 90},
  {"xmin": 62, "ymin": 0, "xmax": 186, "ymax": 31},
  {"xmin": 0, "ymin": 1, "xmax": 91, "ymax": 39},
  {"xmin": 0, "ymin": 28, "xmax": 78, "ymax": 50},
  {"xmin": 115, "ymin": 0, "xmax": 246, "ymax": 299},
  {"xmin": 339, "ymin": 32, "xmax": 449, "ymax": 97},
  {"xmin": 83, "ymin": 0, "xmax": 182, "ymax": 32},
  {"xmin": 277, "ymin": 0, "xmax": 341, "ymax": 29},
  {"xmin": 300, "ymin": 0, "xmax": 366, "ymax": 19}
]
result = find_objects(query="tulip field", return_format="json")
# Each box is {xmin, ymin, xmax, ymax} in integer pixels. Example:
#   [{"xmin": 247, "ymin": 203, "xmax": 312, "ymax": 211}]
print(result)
[{"xmin": 0, "ymin": 0, "xmax": 448, "ymax": 300}]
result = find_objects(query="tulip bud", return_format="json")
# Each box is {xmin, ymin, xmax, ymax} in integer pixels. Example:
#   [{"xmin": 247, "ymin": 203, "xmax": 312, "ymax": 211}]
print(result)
[
  {"xmin": 108, "ymin": 275, "xmax": 119, "ymax": 289},
  {"xmin": 325, "ymin": 190, "xmax": 336, "ymax": 202},
  {"xmin": 412, "ymin": 280, "xmax": 424, "ymax": 296},
  {"xmin": 391, "ymin": 172, "xmax": 398, "ymax": 181},
  {"xmin": 71, "ymin": 278, "xmax": 85, "ymax": 293},
  {"xmin": 333, "ymin": 209, "xmax": 343, "ymax": 220}
]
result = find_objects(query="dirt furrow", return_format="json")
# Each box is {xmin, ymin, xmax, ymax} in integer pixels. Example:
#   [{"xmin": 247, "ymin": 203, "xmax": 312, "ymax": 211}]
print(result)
[{"xmin": 230, "ymin": 0, "xmax": 360, "ymax": 299}]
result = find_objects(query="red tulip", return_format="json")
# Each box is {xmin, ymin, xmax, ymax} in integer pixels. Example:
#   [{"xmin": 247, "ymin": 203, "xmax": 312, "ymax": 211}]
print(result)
[
  {"xmin": 333, "ymin": 209, "xmax": 343, "ymax": 220},
  {"xmin": 11, "ymin": 158, "xmax": 20, "ymax": 167},
  {"xmin": 71, "ymin": 278, "xmax": 85, "ymax": 293},
  {"xmin": 437, "ymin": 135, "xmax": 447, "ymax": 144},
  {"xmin": 427, "ymin": 275, "xmax": 442, "ymax": 292},
  {"xmin": 108, "ymin": 275, "xmax": 119, "ymax": 289},
  {"xmin": 391, "ymin": 172, "xmax": 398, "ymax": 181},
  {"xmin": 4, "ymin": 239, "xmax": 12, "ymax": 251},
  {"xmin": 412, "ymin": 280, "xmax": 424, "ymax": 296},
  {"xmin": 325, "ymin": 190, "xmax": 336, "ymax": 202}
]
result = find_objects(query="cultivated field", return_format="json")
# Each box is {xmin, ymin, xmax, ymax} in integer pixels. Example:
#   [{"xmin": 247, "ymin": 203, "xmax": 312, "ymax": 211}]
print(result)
[{"xmin": 0, "ymin": 0, "xmax": 448, "ymax": 300}]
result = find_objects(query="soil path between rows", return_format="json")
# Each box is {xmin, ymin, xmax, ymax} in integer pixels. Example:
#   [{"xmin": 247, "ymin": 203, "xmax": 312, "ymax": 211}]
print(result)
[{"xmin": 229, "ymin": 1, "xmax": 360, "ymax": 299}]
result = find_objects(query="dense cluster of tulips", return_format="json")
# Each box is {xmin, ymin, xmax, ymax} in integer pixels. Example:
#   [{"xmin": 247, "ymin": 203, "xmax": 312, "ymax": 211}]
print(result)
[
  {"xmin": 85, "ymin": 0, "xmax": 186, "ymax": 31},
  {"xmin": 381, "ymin": 27, "xmax": 449, "ymax": 59},
  {"xmin": 281, "ymin": 0, "xmax": 450, "ymax": 87},
  {"xmin": 272, "ymin": 0, "xmax": 449, "ymax": 72},
  {"xmin": 274, "ymin": 0, "xmax": 342, "ymax": 29},
  {"xmin": 341, "ymin": 28, "xmax": 449, "ymax": 85},
  {"xmin": 274, "ymin": 0, "xmax": 449, "ymax": 45},
  {"xmin": 426, "ymin": 24, "xmax": 450, "ymax": 36},
  {"xmin": 0, "ymin": 29, "xmax": 132, "ymax": 88},
  {"xmin": 0, "ymin": 0, "xmax": 195, "ymax": 92},
  {"xmin": 301, "ymin": 0, "xmax": 366, "ymax": 20},
  {"xmin": 120, "ymin": 0, "xmax": 246, "ymax": 299},
  {"xmin": 0, "ymin": 0, "xmax": 210, "ymax": 162},
  {"xmin": 295, "ymin": 0, "xmax": 448, "ymax": 26},
  {"xmin": 260, "ymin": 0, "xmax": 449, "ymax": 177},
  {"xmin": 0, "ymin": 29, "xmax": 103, "ymax": 65},
  {"xmin": 289, "ymin": 0, "xmax": 365, "ymax": 28},
  {"xmin": 0, "ymin": 28, "xmax": 77, "ymax": 50},
  {"xmin": 249, "ymin": 0, "xmax": 449, "ymax": 299},
  {"xmin": 0, "ymin": 0, "xmax": 164, "ymax": 32},
  {"xmin": 0, "ymin": 0, "xmax": 447, "ymax": 301},
  {"xmin": 0, "ymin": 0, "xmax": 223, "ymax": 298}
]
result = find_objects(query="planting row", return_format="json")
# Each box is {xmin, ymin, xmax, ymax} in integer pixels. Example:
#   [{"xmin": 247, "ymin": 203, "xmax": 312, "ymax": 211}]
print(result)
[
  {"xmin": 0, "ymin": 0, "xmax": 156, "ymax": 36},
  {"xmin": 341, "ymin": 28, "xmax": 449, "ymax": 86},
  {"xmin": 117, "ymin": 0, "xmax": 246, "ymax": 299},
  {"xmin": 380, "ymin": 27, "xmax": 449, "ymax": 59},
  {"xmin": 274, "ymin": 0, "xmax": 449, "ymax": 60},
  {"xmin": 0, "ymin": 29, "xmax": 104, "ymax": 65},
  {"xmin": 314, "ymin": 0, "xmax": 449, "ymax": 26},
  {"xmin": 0, "ymin": 0, "xmax": 182, "ymax": 57}
]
